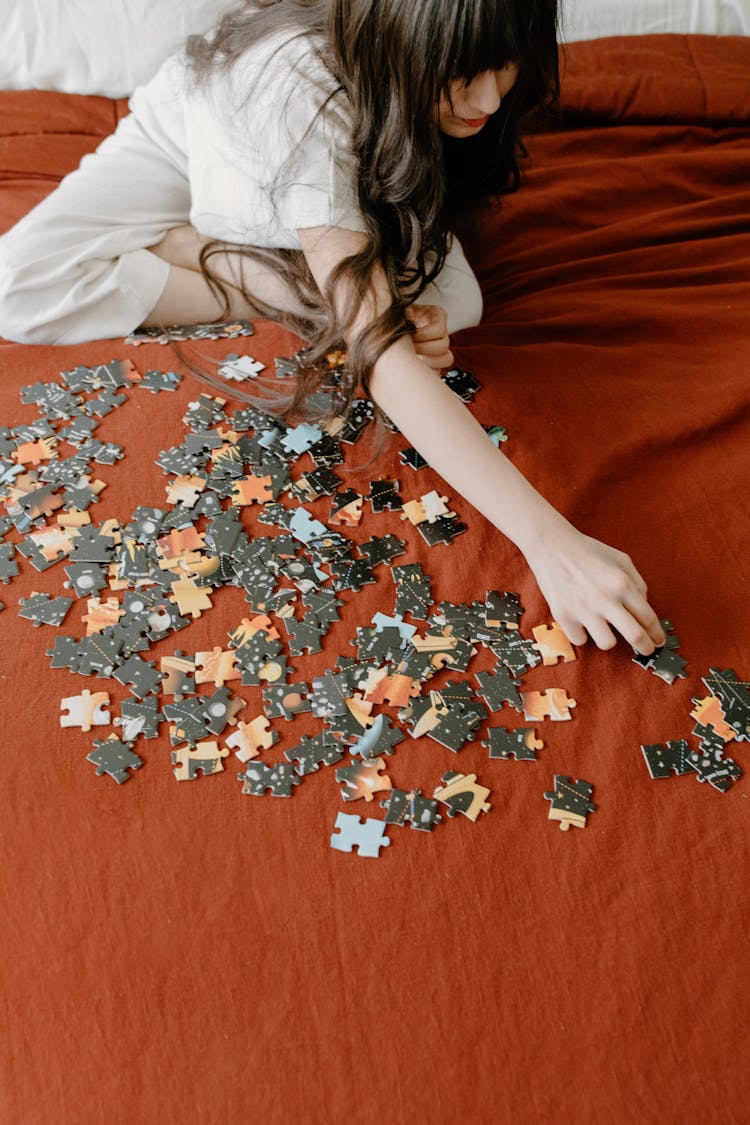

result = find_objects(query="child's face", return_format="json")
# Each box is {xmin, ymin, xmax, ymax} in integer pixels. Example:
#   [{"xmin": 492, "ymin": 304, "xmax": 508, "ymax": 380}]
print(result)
[{"xmin": 436, "ymin": 63, "xmax": 519, "ymax": 136}]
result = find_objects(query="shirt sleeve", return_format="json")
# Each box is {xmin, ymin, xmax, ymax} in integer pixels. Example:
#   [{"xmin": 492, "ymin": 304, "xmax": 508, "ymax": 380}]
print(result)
[{"xmin": 218, "ymin": 33, "xmax": 368, "ymax": 238}]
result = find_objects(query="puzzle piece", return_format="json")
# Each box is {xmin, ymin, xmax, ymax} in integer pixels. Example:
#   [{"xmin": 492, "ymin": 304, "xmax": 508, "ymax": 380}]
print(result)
[
  {"xmin": 368, "ymin": 478, "xmax": 401, "ymax": 513},
  {"xmin": 432, "ymin": 771, "xmax": 492, "ymax": 821},
  {"xmin": 18, "ymin": 591, "xmax": 73, "ymax": 628},
  {"xmin": 262, "ymin": 683, "xmax": 311, "ymax": 720},
  {"xmin": 170, "ymin": 577, "xmax": 213, "ymax": 618},
  {"xmin": 357, "ymin": 534, "xmax": 406, "ymax": 569},
  {"xmin": 159, "ymin": 651, "xmax": 196, "ymax": 697},
  {"xmin": 641, "ymin": 740, "xmax": 694, "ymax": 779},
  {"xmin": 112, "ymin": 655, "xmax": 163, "ymax": 699},
  {"xmin": 202, "ymin": 686, "xmax": 245, "ymax": 735},
  {"xmin": 163, "ymin": 699, "xmax": 209, "ymax": 746},
  {"xmin": 701, "ymin": 668, "xmax": 750, "ymax": 742},
  {"xmin": 335, "ymin": 756, "xmax": 392, "ymax": 802},
  {"xmin": 484, "ymin": 590, "xmax": 523, "ymax": 629},
  {"xmin": 218, "ymin": 354, "xmax": 265, "ymax": 381},
  {"xmin": 521, "ymin": 689, "xmax": 577, "ymax": 722},
  {"xmin": 225, "ymin": 716, "xmax": 279, "ymax": 763},
  {"xmin": 0, "ymin": 543, "xmax": 20, "ymax": 583},
  {"xmin": 349, "ymin": 714, "xmax": 405, "ymax": 759},
  {"xmin": 475, "ymin": 668, "xmax": 523, "ymax": 712},
  {"xmin": 392, "ymin": 561, "xmax": 432, "ymax": 618},
  {"xmin": 443, "ymin": 367, "xmax": 481, "ymax": 401},
  {"xmin": 284, "ymin": 731, "xmax": 345, "ymax": 775},
  {"xmin": 483, "ymin": 727, "xmax": 544, "ymax": 761},
  {"xmin": 428, "ymin": 707, "xmax": 483, "ymax": 753},
  {"xmin": 330, "ymin": 813, "xmax": 390, "ymax": 857},
  {"xmin": 531, "ymin": 622, "xmax": 577, "ymax": 665},
  {"xmin": 360, "ymin": 667, "xmax": 420, "ymax": 709},
  {"xmin": 399, "ymin": 446, "xmax": 428, "ymax": 470},
  {"xmin": 632, "ymin": 619, "xmax": 687, "ymax": 684},
  {"xmin": 81, "ymin": 595, "xmax": 123, "ymax": 634},
  {"xmin": 87, "ymin": 736, "xmax": 143, "ymax": 784},
  {"xmin": 194, "ymin": 647, "xmax": 240, "ymax": 687},
  {"xmin": 171, "ymin": 739, "xmax": 229, "ymax": 780},
  {"xmin": 380, "ymin": 789, "xmax": 442, "ymax": 831},
  {"xmin": 686, "ymin": 732, "xmax": 743, "ymax": 792},
  {"xmin": 114, "ymin": 697, "xmax": 161, "ymax": 741},
  {"xmin": 237, "ymin": 760, "xmax": 301, "ymax": 797},
  {"xmin": 400, "ymin": 491, "xmax": 454, "ymax": 526},
  {"xmin": 329, "ymin": 488, "xmax": 363, "ymax": 526},
  {"xmin": 231, "ymin": 474, "xmax": 274, "ymax": 505},
  {"xmin": 60, "ymin": 690, "xmax": 111, "ymax": 732},
  {"xmin": 689, "ymin": 696, "xmax": 736, "ymax": 743},
  {"xmin": 416, "ymin": 513, "xmax": 467, "ymax": 547},
  {"xmin": 543, "ymin": 775, "xmax": 596, "ymax": 830},
  {"xmin": 283, "ymin": 614, "xmax": 325, "ymax": 656}
]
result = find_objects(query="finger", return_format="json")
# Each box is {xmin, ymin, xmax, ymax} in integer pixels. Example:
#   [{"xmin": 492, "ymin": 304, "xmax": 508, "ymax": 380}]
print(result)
[
  {"xmin": 556, "ymin": 617, "xmax": 588, "ymax": 647},
  {"xmin": 416, "ymin": 350, "xmax": 454, "ymax": 371},
  {"xmin": 405, "ymin": 303, "xmax": 438, "ymax": 329},
  {"xmin": 408, "ymin": 307, "xmax": 449, "ymax": 340},
  {"xmin": 414, "ymin": 337, "xmax": 452, "ymax": 357},
  {"xmin": 606, "ymin": 608, "xmax": 658, "ymax": 655},
  {"xmin": 412, "ymin": 326, "xmax": 450, "ymax": 345},
  {"xmin": 583, "ymin": 617, "xmax": 618, "ymax": 651},
  {"xmin": 618, "ymin": 595, "xmax": 666, "ymax": 652}
]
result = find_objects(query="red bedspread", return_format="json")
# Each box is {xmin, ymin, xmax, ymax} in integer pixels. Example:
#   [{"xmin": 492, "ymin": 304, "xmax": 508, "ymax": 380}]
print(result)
[{"xmin": 1, "ymin": 35, "xmax": 748, "ymax": 1124}]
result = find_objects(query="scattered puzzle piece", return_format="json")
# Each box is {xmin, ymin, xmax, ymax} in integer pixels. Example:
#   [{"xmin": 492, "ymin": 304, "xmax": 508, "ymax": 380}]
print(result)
[
  {"xmin": 633, "ymin": 619, "xmax": 687, "ymax": 684},
  {"xmin": 483, "ymin": 727, "xmax": 544, "ymax": 761},
  {"xmin": 433, "ymin": 770, "xmax": 492, "ymax": 821},
  {"xmin": 381, "ymin": 788, "xmax": 442, "ymax": 831},
  {"xmin": 330, "ymin": 812, "xmax": 390, "ymax": 857},
  {"xmin": 335, "ymin": 756, "xmax": 392, "ymax": 802},
  {"xmin": 87, "ymin": 736, "xmax": 142, "ymax": 784},
  {"xmin": 60, "ymin": 690, "xmax": 111, "ymax": 732},
  {"xmin": 543, "ymin": 775, "xmax": 596, "ymax": 831},
  {"xmin": 226, "ymin": 716, "xmax": 279, "ymax": 763},
  {"xmin": 531, "ymin": 622, "xmax": 576, "ymax": 665},
  {"xmin": 641, "ymin": 740, "xmax": 694, "ymax": 779},
  {"xmin": 237, "ymin": 760, "xmax": 301, "ymax": 797},
  {"xmin": 171, "ymin": 739, "xmax": 229, "ymax": 780},
  {"xmin": 521, "ymin": 689, "xmax": 577, "ymax": 722}
]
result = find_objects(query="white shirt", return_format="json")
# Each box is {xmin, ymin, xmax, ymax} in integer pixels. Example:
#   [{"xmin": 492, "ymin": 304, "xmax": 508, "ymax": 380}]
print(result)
[{"xmin": 129, "ymin": 26, "xmax": 367, "ymax": 249}]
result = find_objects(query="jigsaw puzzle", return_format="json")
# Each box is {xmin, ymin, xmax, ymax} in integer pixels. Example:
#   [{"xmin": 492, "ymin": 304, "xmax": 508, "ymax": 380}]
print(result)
[{"xmin": 1, "ymin": 350, "xmax": 738, "ymax": 857}]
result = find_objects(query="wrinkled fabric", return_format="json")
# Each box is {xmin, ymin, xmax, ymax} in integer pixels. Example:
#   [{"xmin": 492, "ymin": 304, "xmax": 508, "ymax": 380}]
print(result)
[{"xmin": 0, "ymin": 35, "xmax": 748, "ymax": 1125}]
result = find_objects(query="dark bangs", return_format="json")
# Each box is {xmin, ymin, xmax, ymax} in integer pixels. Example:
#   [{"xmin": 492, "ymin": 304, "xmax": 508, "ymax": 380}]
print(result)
[{"xmin": 431, "ymin": 0, "xmax": 559, "ymax": 113}]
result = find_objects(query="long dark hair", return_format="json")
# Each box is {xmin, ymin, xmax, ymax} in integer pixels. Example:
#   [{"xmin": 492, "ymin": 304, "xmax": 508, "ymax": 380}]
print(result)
[{"xmin": 181, "ymin": 0, "xmax": 559, "ymax": 417}]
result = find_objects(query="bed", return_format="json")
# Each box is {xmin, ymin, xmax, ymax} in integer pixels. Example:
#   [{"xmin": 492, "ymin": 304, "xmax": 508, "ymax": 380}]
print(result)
[{"xmin": 1, "ymin": 29, "xmax": 748, "ymax": 1125}]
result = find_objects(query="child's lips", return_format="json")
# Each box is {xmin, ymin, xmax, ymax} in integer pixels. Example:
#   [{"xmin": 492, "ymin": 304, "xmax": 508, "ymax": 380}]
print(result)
[{"xmin": 459, "ymin": 114, "xmax": 489, "ymax": 127}]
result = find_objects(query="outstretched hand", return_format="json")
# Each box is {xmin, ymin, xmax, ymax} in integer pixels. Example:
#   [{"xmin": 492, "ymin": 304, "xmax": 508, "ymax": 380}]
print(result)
[
  {"xmin": 523, "ymin": 521, "xmax": 666, "ymax": 655},
  {"xmin": 405, "ymin": 303, "xmax": 454, "ymax": 371}
]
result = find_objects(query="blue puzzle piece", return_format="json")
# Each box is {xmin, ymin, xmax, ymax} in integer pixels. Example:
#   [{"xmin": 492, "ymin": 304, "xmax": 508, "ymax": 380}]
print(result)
[{"xmin": 330, "ymin": 813, "xmax": 390, "ymax": 858}]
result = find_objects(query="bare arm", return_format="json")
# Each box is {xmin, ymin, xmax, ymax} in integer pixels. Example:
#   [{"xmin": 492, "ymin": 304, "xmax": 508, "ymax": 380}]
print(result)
[{"xmin": 297, "ymin": 224, "xmax": 666, "ymax": 655}]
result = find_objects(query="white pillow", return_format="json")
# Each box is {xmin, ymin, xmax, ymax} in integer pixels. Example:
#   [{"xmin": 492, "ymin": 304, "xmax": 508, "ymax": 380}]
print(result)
[
  {"xmin": 560, "ymin": 0, "xmax": 750, "ymax": 41},
  {"xmin": 0, "ymin": 0, "xmax": 748, "ymax": 98},
  {"xmin": 0, "ymin": 0, "xmax": 236, "ymax": 97}
]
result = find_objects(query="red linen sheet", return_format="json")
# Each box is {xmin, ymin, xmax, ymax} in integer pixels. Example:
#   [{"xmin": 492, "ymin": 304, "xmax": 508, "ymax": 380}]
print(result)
[{"xmin": 0, "ymin": 35, "xmax": 748, "ymax": 1124}]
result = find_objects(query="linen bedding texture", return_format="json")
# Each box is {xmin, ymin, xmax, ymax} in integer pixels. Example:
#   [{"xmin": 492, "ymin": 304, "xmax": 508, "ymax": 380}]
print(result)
[{"xmin": 0, "ymin": 32, "xmax": 748, "ymax": 1125}]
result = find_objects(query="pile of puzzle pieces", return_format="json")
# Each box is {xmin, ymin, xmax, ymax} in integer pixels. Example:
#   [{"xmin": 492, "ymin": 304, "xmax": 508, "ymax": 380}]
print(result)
[{"xmin": 1, "ymin": 344, "xmax": 747, "ymax": 857}]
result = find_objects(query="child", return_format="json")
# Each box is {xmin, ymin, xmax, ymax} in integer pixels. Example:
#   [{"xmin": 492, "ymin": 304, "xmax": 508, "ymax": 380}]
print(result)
[{"xmin": 0, "ymin": 0, "xmax": 665, "ymax": 656}]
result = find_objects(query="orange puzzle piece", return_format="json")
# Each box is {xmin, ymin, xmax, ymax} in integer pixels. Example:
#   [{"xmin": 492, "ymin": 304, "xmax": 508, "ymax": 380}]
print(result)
[
  {"xmin": 521, "ymin": 689, "xmax": 577, "ymax": 722},
  {"xmin": 531, "ymin": 622, "xmax": 577, "ymax": 666}
]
